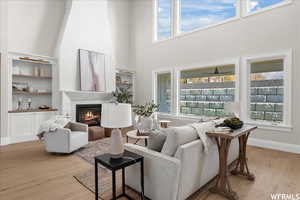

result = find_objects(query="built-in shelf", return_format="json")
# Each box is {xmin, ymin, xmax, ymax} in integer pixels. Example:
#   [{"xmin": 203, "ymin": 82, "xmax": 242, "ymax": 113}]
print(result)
[
  {"xmin": 12, "ymin": 74, "xmax": 52, "ymax": 79},
  {"xmin": 8, "ymin": 108, "xmax": 58, "ymax": 113},
  {"xmin": 116, "ymin": 82, "xmax": 132, "ymax": 86},
  {"xmin": 12, "ymin": 91, "xmax": 52, "ymax": 95},
  {"xmin": 17, "ymin": 57, "xmax": 51, "ymax": 65}
]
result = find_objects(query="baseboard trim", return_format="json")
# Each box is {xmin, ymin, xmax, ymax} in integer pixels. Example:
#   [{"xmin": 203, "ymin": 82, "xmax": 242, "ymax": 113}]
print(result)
[
  {"xmin": 248, "ymin": 138, "xmax": 300, "ymax": 154},
  {"xmin": 9, "ymin": 135, "xmax": 38, "ymax": 144},
  {"xmin": 0, "ymin": 137, "xmax": 10, "ymax": 146}
]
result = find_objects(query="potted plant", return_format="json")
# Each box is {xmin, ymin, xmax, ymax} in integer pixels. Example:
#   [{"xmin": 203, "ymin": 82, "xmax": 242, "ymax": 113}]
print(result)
[
  {"xmin": 132, "ymin": 102, "xmax": 159, "ymax": 133},
  {"xmin": 112, "ymin": 87, "xmax": 133, "ymax": 104}
]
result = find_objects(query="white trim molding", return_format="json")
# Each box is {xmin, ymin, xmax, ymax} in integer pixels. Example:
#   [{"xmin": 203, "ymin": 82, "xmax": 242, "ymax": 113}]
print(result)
[
  {"xmin": 0, "ymin": 137, "xmax": 10, "ymax": 146},
  {"xmin": 243, "ymin": 0, "xmax": 293, "ymax": 18},
  {"xmin": 152, "ymin": 68, "xmax": 174, "ymax": 114},
  {"xmin": 248, "ymin": 138, "xmax": 300, "ymax": 155},
  {"xmin": 9, "ymin": 135, "xmax": 38, "ymax": 145}
]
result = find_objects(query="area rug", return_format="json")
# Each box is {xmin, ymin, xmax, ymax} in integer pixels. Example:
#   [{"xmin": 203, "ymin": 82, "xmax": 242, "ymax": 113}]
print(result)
[{"xmin": 73, "ymin": 137, "xmax": 144, "ymax": 200}]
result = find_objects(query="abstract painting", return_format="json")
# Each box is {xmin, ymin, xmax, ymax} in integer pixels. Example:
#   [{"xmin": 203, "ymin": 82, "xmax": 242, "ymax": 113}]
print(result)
[{"xmin": 79, "ymin": 49, "xmax": 106, "ymax": 92}]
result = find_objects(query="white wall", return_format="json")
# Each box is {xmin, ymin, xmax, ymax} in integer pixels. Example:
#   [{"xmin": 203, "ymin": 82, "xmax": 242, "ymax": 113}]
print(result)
[
  {"xmin": 7, "ymin": 0, "xmax": 65, "ymax": 56},
  {"xmin": 130, "ymin": 1, "xmax": 300, "ymax": 146},
  {"xmin": 56, "ymin": 0, "xmax": 131, "ymax": 91},
  {"xmin": 108, "ymin": 0, "xmax": 131, "ymax": 69}
]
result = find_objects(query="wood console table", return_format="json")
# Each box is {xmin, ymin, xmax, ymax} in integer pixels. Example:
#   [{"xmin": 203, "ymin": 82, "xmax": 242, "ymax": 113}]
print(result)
[{"xmin": 206, "ymin": 125, "xmax": 257, "ymax": 200}]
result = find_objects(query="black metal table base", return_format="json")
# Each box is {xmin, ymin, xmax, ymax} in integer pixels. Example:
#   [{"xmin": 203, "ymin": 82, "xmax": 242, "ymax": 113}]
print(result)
[
  {"xmin": 95, "ymin": 151, "xmax": 144, "ymax": 200},
  {"xmin": 113, "ymin": 193, "xmax": 134, "ymax": 200}
]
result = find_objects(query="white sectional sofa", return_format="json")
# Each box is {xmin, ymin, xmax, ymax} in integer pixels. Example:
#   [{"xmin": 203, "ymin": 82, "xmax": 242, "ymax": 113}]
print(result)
[{"xmin": 124, "ymin": 123, "xmax": 239, "ymax": 200}]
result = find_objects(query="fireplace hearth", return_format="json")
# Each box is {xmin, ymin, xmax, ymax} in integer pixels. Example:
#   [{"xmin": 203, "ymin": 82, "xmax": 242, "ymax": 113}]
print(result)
[{"xmin": 76, "ymin": 104, "xmax": 101, "ymax": 126}]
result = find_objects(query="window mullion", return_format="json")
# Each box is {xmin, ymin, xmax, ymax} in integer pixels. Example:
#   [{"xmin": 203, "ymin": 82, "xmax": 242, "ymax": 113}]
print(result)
[{"xmin": 172, "ymin": 0, "xmax": 179, "ymax": 36}]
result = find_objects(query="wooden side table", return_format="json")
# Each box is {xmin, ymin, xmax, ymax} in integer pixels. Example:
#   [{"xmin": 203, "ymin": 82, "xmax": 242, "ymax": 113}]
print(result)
[
  {"xmin": 159, "ymin": 120, "xmax": 171, "ymax": 128},
  {"xmin": 206, "ymin": 125, "xmax": 257, "ymax": 200}
]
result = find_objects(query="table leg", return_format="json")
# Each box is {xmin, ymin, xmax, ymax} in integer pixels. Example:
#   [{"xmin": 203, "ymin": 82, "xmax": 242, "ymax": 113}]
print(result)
[
  {"xmin": 112, "ymin": 170, "xmax": 116, "ymax": 200},
  {"xmin": 140, "ymin": 158, "xmax": 144, "ymax": 200},
  {"xmin": 231, "ymin": 132, "xmax": 255, "ymax": 181},
  {"xmin": 95, "ymin": 160, "xmax": 98, "ymax": 200},
  {"xmin": 210, "ymin": 138, "xmax": 238, "ymax": 200},
  {"xmin": 145, "ymin": 139, "xmax": 148, "ymax": 147},
  {"xmin": 122, "ymin": 168, "xmax": 125, "ymax": 195},
  {"xmin": 126, "ymin": 136, "xmax": 128, "ymax": 143}
]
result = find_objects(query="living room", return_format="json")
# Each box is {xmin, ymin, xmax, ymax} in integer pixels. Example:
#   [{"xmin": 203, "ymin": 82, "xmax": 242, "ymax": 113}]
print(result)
[{"xmin": 0, "ymin": 0, "xmax": 299, "ymax": 200}]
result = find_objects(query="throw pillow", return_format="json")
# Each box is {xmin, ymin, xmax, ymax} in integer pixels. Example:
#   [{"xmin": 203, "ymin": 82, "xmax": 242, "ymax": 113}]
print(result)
[
  {"xmin": 147, "ymin": 130, "xmax": 167, "ymax": 152},
  {"xmin": 161, "ymin": 126, "xmax": 198, "ymax": 156}
]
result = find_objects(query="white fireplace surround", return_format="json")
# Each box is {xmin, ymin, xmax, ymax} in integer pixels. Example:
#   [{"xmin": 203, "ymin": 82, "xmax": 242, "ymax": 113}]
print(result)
[{"xmin": 60, "ymin": 90, "xmax": 112, "ymax": 121}]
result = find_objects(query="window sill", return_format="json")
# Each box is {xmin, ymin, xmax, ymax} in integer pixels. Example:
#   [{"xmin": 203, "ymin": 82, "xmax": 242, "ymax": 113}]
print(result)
[
  {"xmin": 245, "ymin": 121, "xmax": 292, "ymax": 132},
  {"xmin": 157, "ymin": 113, "xmax": 219, "ymax": 122}
]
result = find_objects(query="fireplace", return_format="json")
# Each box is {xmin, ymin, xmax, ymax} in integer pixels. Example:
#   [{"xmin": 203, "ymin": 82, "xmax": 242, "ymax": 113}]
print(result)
[{"xmin": 76, "ymin": 104, "xmax": 101, "ymax": 126}]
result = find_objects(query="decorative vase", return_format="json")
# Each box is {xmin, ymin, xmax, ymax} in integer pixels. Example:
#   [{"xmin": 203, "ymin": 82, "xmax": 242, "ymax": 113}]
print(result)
[{"xmin": 138, "ymin": 116, "xmax": 153, "ymax": 133}]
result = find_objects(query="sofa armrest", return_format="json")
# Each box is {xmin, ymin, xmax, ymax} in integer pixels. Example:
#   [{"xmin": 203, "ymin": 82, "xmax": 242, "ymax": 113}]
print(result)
[
  {"xmin": 69, "ymin": 122, "xmax": 88, "ymax": 132},
  {"xmin": 124, "ymin": 143, "xmax": 181, "ymax": 200}
]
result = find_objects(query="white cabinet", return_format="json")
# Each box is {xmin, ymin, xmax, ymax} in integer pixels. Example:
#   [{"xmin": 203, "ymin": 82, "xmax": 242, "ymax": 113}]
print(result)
[{"xmin": 9, "ymin": 111, "xmax": 57, "ymax": 144}]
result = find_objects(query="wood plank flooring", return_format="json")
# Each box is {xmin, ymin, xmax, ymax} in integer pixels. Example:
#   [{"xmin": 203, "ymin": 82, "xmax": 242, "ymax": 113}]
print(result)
[{"xmin": 0, "ymin": 141, "xmax": 300, "ymax": 200}]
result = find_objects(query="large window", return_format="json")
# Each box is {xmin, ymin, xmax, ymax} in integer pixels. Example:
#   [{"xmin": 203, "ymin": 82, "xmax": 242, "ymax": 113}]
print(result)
[
  {"xmin": 155, "ymin": 71, "xmax": 172, "ymax": 113},
  {"xmin": 179, "ymin": 64, "xmax": 236, "ymax": 117},
  {"xmin": 247, "ymin": 0, "xmax": 288, "ymax": 13},
  {"xmin": 244, "ymin": 51, "xmax": 292, "ymax": 128},
  {"xmin": 249, "ymin": 59, "xmax": 284, "ymax": 123},
  {"xmin": 154, "ymin": 0, "xmax": 292, "ymax": 41},
  {"xmin": 179, "ymin": 0, "xmax": 237, "ymax": 33},
  {"xmin": 156, "ymin": 0, "xmax": 172, "ymax": 40}
]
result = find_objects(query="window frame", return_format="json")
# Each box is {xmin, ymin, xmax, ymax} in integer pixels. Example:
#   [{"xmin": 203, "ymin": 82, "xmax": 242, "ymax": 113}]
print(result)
[
  {"xmin": 241, "ymin": 50, "xmax": 292, "ymax": 130},
  {"xmin": 176, "ymin": 0, "xmax": 241, "ymax": 36},
  {"xmin": 153, "ymin": 0, "xmax": 175, "ymax": 42},
  {"xmin": 174, "ymin": 58, "xmax": 240, "ymax": 118},
  {"xmin": 153, "ymin": 0, "xmax": 293, "ymax": 42},
  {"xmin": 243, "ymin": 0, "xmax": 292, "ymax": 17},
  {"xmin": 152, "ymin": 68, "xmax": 174, "ymax": 115}
]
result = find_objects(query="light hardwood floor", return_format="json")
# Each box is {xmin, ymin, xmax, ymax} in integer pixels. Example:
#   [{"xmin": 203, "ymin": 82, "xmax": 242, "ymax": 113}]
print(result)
[{"xmin": 1, "ymin": 141, "xmax": 300, "ymax": 200}]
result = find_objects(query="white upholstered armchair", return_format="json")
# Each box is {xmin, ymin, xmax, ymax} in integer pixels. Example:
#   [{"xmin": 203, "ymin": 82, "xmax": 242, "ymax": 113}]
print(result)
[{"xmin": 44, "ymin": 122, "xmax": 88, "ymax": 153}]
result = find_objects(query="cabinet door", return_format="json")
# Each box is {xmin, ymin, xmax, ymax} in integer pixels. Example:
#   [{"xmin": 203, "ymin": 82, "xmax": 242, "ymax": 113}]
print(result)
[
  {"xmin": 34, "ymin": 112, "xmax": 57, "ymax": 134},
  {"xmin": 9, "ymin": 113, "xmax": 34, "ymax": 143}
]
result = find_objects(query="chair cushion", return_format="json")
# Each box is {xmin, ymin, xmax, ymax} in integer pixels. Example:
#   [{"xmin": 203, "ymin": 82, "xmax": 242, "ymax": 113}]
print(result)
[
  {"xmin": 70, "ymin": 131, "xmax": 87, "ymax": 139},
  {"xmin": 161, "ymin": 126, "xmax": 198, "ymax": 156},
  {"xmin": 147, "ymin": 130, "xmax": 167, "ymax": 152}
]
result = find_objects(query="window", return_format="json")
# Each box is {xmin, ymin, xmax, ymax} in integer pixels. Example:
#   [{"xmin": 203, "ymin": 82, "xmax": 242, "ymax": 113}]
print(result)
[
  {"xmin": 156, "ymin": 0, "xmax": 172, "ymax": 40},
  {"xmin": 244, "ymin": 51, "xmax": 292, "ymax": 127},
  {"xmin": 249, "ymin": 59, "xmax": 284, "ymax": 123},
  {"xmin": 179, "ymin": 64, "xmax": 236, "ymax": 117},
  {"xmin": 179, "ymin": 0, "xmax": 238, "ymax": 33},
  {"xmin": 154, "ymin": 0, "xmax": 292, "ymax": 41},
  {"xmin": 247, "ymin": 0, "xmax": 288, "ymax": 13},
  {"xmin": 154, "ymin": 71, "xmax": 172, "ymax": 113}
]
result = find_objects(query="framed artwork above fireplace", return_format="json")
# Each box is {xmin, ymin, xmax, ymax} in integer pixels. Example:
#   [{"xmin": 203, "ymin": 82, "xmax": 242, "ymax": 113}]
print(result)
[{"xmin": 79, "ymin": 49, "xmax": 106, "ymax": 92}]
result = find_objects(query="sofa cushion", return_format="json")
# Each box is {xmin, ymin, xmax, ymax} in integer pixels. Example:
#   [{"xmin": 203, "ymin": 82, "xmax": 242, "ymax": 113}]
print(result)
[
  {"xmin": 147, "ymin": 130, "xmax": 167, "ymax": 152},
  {"xmin": 161, "ymin": 126, "xmax": 198, "ymax": 156}
]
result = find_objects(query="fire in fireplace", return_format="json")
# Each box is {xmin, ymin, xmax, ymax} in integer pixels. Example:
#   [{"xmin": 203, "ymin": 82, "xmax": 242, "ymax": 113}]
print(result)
[{"xmin": 76, "ymin": 104, "xmax": 101, "ymax": 126}]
